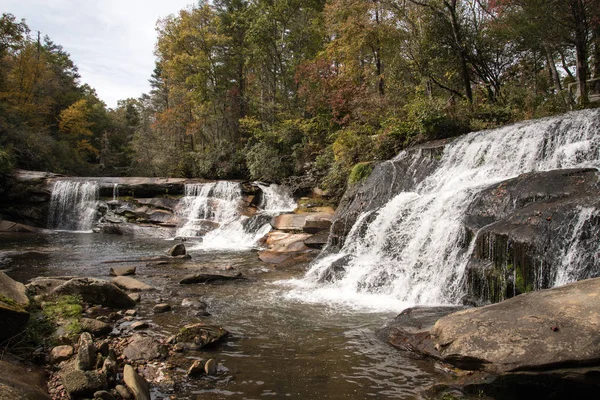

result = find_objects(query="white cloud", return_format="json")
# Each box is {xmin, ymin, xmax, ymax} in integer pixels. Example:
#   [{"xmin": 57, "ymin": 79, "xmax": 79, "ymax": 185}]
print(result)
[{"xmin": 4, "ymin": 0, "xmax": 194, "ymax": 108}]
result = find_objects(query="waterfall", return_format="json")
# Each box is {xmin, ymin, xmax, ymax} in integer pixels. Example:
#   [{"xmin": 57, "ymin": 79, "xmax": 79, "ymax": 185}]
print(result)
[
  {"xmin": 256, "ymin": 183, "xmax": 296, "ymax": 212},
  {"xmin": 48, "ymin": 181, "xmax": 99, "ymax": 231},
  {"xmin": 112, "ymin": 183, "xmax": 119, "ymax": 200},
  {"xmin": 292, "ymin": 109, "xmax": 600, "ymax": 310}
]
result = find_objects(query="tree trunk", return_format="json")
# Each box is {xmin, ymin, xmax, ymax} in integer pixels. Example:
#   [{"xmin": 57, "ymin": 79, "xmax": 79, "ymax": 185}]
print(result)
[
  {"xmin": 543, "ymin": 44, "xmax": 562, "ymax": 92},
  {"xmin": 569, "ymin": 0, "xmax": 589, "ymax": 105},
  {"xmin": 445, "ymin": 0, "xmax": 473, "ymax": 103}
]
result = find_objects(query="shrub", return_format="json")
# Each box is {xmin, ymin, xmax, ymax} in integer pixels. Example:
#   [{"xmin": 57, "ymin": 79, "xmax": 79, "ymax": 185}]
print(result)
[{"xmin": 348, "ymin": 162, "xmax": 373, "ymax": 185}]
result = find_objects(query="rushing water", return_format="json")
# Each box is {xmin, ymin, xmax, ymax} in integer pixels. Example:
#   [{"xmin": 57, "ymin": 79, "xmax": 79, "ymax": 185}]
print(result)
[
  {"xmin": 295, "ymin": 109, "xmax": 600, "ymax": 309},
  {"xmin": 0, "ymin": 232, "xmax": 441, "ymax": 399},
  {"xmin": 48, "ymin": 181, "xmax": 99, "ymax": 232}
]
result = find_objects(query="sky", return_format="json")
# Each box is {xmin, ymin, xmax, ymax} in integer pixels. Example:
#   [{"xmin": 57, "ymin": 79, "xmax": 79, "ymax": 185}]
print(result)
[{"xmin": 4, "ymin": 0, "xmax": 195, "ymax": 108}]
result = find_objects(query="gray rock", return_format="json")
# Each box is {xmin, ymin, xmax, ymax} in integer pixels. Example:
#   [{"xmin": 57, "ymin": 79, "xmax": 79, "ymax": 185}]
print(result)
[
  {"xmin": 80, "ymin": 318, "xmax": 112, "ymax": 337},
  {"xmin": 430, "ymin": 277, "xmax": 600, "ymax": 373},
  {"xmin": 52, "ymin": 277, "xmax": 136, "ymax": 309},
  {"xmin": 123, "ymin": 364, "xmax": 151, "ymax": 400},
  {"xmin": 179, "ymin": 273, "xmax": 246, "ymax": 285},
  {"xmin": 50, "ymin": 345, "xmax": 74, "ymax": 364},
  {"xmin": 167, "ymin": 243, "xmax": 186, "ymax": 257},
  {"xmin": 26, "ymin": 276, "xmax": 73, "ymax": 296},
  {"xmin": 302, "ymin": 213, "xmax": 333, "ymax": 234},
  {"xmin": 175, "ymin": 323, "xmax": 229, "ymax": 350},
  {"xmin": 109, "ymin": 266, "xmax": 136, "ymax": 276},
  {"xmin": 130, "ymin": 321, "xmax": 149, "ymax": 330},
  {"xmin": 0, "ymin": 271, "xmax": 30, "ymax": 342},
  {"xmin": 123, "ymin": 334, "xmax": 167, "ymax": 361},
  {"xmin": 153, "ymin": 303, "xmax": 171, "ymax": 313},
  {"xmin": 204, "ymin": 358, "xmax": 217, "ymax": 376},
  {"xmin": 181, "ymin": 298, "xmax": 208, "ymax": 309},
  {"xmin": 0, "ymin": 359, "xmax": 51, "ymax": 400},
  {"xmin": 60, "ymin": 365, "xmax": 107, "ymax": 399},
  {"xmin": 77, "ymin": 332, "xmax": 96, "ymax": 371},
  {"xmin": 128, "ymin": 293, "xmax": 141, "ymax": 303},
  {"xmin": 303, "ymin": 230, "xmax": 330, "ymax": 249},
  {"xmin": 111, "ymin": 276, "xmax": 155, "ymax": 292},
  {"xmin": 115, "ymin": 384, "xmax": 132, "ymax": 400},
  {"xmin": 186, "ymin": 360, "xmax": 205, "ymax": 377}
]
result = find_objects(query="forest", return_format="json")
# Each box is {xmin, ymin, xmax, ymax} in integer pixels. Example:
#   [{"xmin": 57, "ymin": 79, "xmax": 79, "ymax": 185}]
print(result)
[{"xmin": 1, "ymin": 0, "xmax": 599, "ymax": 200}]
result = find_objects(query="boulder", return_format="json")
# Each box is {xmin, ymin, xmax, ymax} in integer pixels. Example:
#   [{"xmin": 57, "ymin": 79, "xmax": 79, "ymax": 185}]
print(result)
[
  {"xmin": 0, "ymin": 271, "xmax": 30, "ymax": 342},
  {"xmin": 0, "ymin": 220, "xmax": 52, "ymax": 234},
  {"xmin": 270, "ymin": 213, "xmax": 308, "ymax": 231},
  {"xmin": 175, "ymin": 323, "xmax": 229, "ymax": 350},
  {"xmin": 80, "ymin": 318, "xmax": 113, "ymax": 337},
  {"xmin": 77, "ymin": 332, "xmax": 96, "ymax": 371},
  {"xmin": 109, "ymin": 265, "xmax": 136, "ymax": 276},
  {"xmin": 123, "ymin": 364, "xmax": 151, "ymax": 400},
  {"xmin": 115, "ymin": 385, "xmax": 132, "ymax": 400},
  {"xmin": 50, "ymin": 345, "xmax": 74, "ymax": 364},
  {"xmin": 123, "ymin": 334, "xmax": 167, "ymax": 361},
  {"xmin": 187, "ymin": 360, "xmax": 205, "ymax": 377},
  {"xmin": 179, "ymin": 272, "xmax": 246, "ymax": 285},
  {"xmin": 153, "ymin": 303, "xmax": 171, "ymax": 313},
  {"xmin": 167, "ymin": 243, "xmax": 186, "ymax": 257},
  {"xmin": 0, "ymin": 359, "xmax": 51, "ymax": 400},
  {"xmin": 263, "ymin": 231, "xmax": 312, "ymax": 253},
  {"xmin": 303, "ymin": 230, "xmax": 330, "ymax": 249},
  {"xmin": 111, "ymin": 276, "xmax": 155, "ymax": 292},
  {"xmin": 430, "ymin": 277, "xmax": 600, "ymax": 373},
  {"xmin": 52, "ymin": 278, "xmax": 136, "ymax": 309},
  {"xmin": 204, "ymin": 358, "xmax": 217, "ymax": 376},
  {"xmin": 26, "ymin": 276, "xmax": 73, "ymax": 296},
  {"xmin": 60, "ymin": 364, "xmax": 107, "ymax": 399},
  {"xmin": 302, "ymin": 213, "xmax": 333, "ymax": 234}
]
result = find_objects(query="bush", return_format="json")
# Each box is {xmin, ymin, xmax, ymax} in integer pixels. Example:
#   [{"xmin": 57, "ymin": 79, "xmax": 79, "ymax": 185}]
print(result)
[{"xmin": 348, "ymin": 162, "xmax": 373, "ymax": 185}]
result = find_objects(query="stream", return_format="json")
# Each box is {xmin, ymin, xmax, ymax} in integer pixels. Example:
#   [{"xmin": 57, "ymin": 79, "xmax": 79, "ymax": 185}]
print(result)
[{"xmin": 0, "ymin": 232, "xmax": 441, "ymax": 399}]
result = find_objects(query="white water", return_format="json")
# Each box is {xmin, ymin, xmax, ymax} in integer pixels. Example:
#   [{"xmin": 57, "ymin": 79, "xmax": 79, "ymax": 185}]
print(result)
[
  {"xmin": 48, "ymin": 181, "xmax": 99, "ymax": 231},
  {"xmin": 256, "ymin": 183, "xmax": 296, "ymax": 212},
  {"xmin": 178, "ymin": 181, "xmax": 297, "ymax": 250},
  {"xmin": 287, "ymin": 109, "xmax": 600, "ymax": 311}
]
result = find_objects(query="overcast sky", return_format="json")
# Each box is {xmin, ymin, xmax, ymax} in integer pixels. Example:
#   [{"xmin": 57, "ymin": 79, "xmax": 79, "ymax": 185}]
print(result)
[{"xmin": 4, "ymin": 0, "xmax": 195, "ymax": 108}]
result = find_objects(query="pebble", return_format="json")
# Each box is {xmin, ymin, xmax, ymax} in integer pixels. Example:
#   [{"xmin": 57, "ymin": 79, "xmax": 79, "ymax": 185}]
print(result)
[
  {"xmin": 187, "ymin": 360, "xmax": 205, "ymax": 377},
  {"xmin": 204, "ymin": 358, "xmax": 217, "ymax": 376},
  {"xmin": 125, "ymin": 309, "xmax": 137, "ymax": 317},
  {"xmin": 50, "ymin": 345, "xmax": 74, "ymax": 364},
  {"xmin": 153, "ymin": 303, "xmax": 171, "ymax": 313}
]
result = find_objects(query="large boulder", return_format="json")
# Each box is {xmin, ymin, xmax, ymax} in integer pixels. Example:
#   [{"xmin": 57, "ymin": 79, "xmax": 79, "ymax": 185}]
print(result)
[
  {"xmin": 60, "ymin": 363, "xmax": 107, "ymax": 399},
  {"xmin": 302, "ymin": 213, "xmax": 333, "ymax": 234},
  {"xmin": 122, "ymin": 334, "xmax": 168, "ymax": 362},
  {"xmin": 0, "ymin": 271, "xmax": 30, "ymax": 342},
  {"xmin": 0, "ymin": 359, "xmax": 51, "ymax": 400},
  {"xmin": 52, "ymin": 278, "xmax": 136, "ymax": 309},
  {"xmin": 123, "ymin": 364, "xmax": 151, "ymax": 400},
  {"xmin": 429, "ymin": 277, "xmax": 600, "ymax": 373},
  {"xmin": 111, "ymin": 276, "xmax": 155, "ymax": 292}
]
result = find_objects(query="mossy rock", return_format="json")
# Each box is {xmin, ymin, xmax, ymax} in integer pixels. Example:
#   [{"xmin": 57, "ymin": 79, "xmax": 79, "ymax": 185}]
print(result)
[
  {"xmin": 175, "ymin": 323, "xmax": 229, "ymax": 350},
  {"xmin": 348, "ymin": 162, "xmax": 374, "ymax": 185}
]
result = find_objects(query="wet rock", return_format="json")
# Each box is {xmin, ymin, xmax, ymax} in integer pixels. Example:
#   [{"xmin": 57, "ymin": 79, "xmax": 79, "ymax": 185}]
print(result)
[
  {"xmin": 204, "ymin": 358, "xmax": 217, "ymax": 376},
  {"xmin": 26, "ymin": 276, "xmax": 73, "ymax": 296},
  {"xmin": 179, "ymin": 272, "xmax": 246, "ymax": 285},
  {"xmin": 175, "ymin": 323, "xmax": 229, "ymax": 350},
  {"xmin": 167, "ymin": 243, "xmax": 186, "ymax": 257},
  {"xmin": 430, "ymin": 277, "xmax": 600, "ymax": 373},
  {"xmin": 112, "ymin": 276, "xmax": 155, "ymax": 292},
  {"xmin": 0, "ymin": 220, "xmax": 52, "ymax": 234},
  {"xmin": 80, "ymin": 318, "xmax": 113, "ymax": 337},
  {"xmin": 115, "ymin": 384, "xmax": 132, "ymax": 400},
  {"xmin": 123, "ymin": 364, "xmax": 151, "ymax": 400},
  {"xmin": 153, "ymin": 303, "xmax": 171, "ymax": 313},
  {"xmin": 52, "ymin": 277, "xmax": 136, "ymax": 309},
  {"xmin": 98, "ymin": 340, "xmax": 110, "ymax": 357},
  {"xmin": 270, "ymin": 213, "xmax": 309, "ymax": 231},
  {"xmin": 130, "ymin": 321, "xmax": 149, "ymax": 331},
  {"xmin": 303, "ymin": 230, "xmax": 330, "ymax": 249},
  {"xmin": 50, "ymin": 345, "xmax": 74, "ymax": 364},
  {"xmin": 101, "ymin": 353, "xmax": 118, "ymax": 380},
  {"xmin": 94, "ymin": 390, "xmax": 115, "ymax": 400},
  {"xmin": 123, "ymin": 334, "xmax": 168, "ymax": 361},
  {"xmin": 263, "ymin": 231, "xmax": 312, "ymax": 252},
  {"xmin": 302, "ymin": 213, "xmax": 333, "ymax": 234},
  {"xmin": 187, "ymin": 360, "xmax": 205, "ymax": 377},
  {"xmin": 77, "ymin": 332, "xmax": 96, "ymax": 371},
  {"xmin": 109, "ymin": 265, "xmax": 136, "ymax": 276},
  {"xmin": 125, "ymin": 309, "xmax": 137, "ymax": 317},
  {"xmin": 0, "ymin": 271, "xmax": 30, "ymax": 342},
  {"xmin": 181, "ymin": 298, "xmax": 208, "ymax": 309}
]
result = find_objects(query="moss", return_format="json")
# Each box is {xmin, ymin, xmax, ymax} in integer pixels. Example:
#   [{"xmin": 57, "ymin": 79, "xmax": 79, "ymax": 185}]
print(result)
[
  {"xmin": 0, "ymin": 294, "xmax": 26, "ymax": 313},
  {"xmin": 348, "ymin": 162, "xmax": 373, "ymax": 185},
  {"xmin": 42, "ymin": 295, "xmax": 83, "ymax": 340}
]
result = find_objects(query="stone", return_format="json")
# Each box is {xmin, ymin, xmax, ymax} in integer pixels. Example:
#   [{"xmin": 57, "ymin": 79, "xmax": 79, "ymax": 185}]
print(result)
[
  {"xmin": 128, "ymin": 293, "xmax": 141, "ymax": 303},
  {"xmin": 60, "ymin": 366, "xmax": 107, "ymax": 399},
  {"xmin": 270, "ymin": 213, "xmax": 309, "ymax": 231},
  {"xmin": 77, "ymin": 332, "xmax": 96, "ymax": 371},
  {"xmin": 179, "ymin": 273, "xmax": 246, "ymax": 285},
  {"xmin": 167, "ymin": 243, "xmax": 186, "ymax": 257},
  {"xmin": 175, "ymin": 323, "xmax": 229, "ymax": 350},
  {"xmin": 153, "ymin": 303, "xmax": 171, "ymax": 313},
  {"xmin": 123, "ymin": 364, "xmax": 151, "ymax": 400},
  {"xmin": 98, "ymin": 340, "xmax": 110, "ymax": 356},
  {"xmin": 0, "ymin": 359, "xmax": 51, "ymax": 400},
  {"xmin": 428, "ymin": 277, "xmax": 600, "ymax": 373},
  {"xmin": 0, "ymin": 271, "xmax": 30, "ymax": 342},
  {"xmin": 50, "ymin": 345, "xmax": 74, "ymax": 364},
  {"xmin": 264, "ymin": 231, "xmax": 312, "ymax": 252},
  {"xmin": 94, "ymin": 390, "xmax": 115, "ymax": 400},
  {"xmin": 302, "ymin": 213, "xmax": 333, "ymax": 234},
  {"xmin": 26, "ymin": 277, "xmax": 72, "ymax": 296},
  {"xmin": 186, "ymin": 360, "xmax": 205, "ymax": 377},
  {"xmin": 111, "ymin": 276, "xmax": 155, "ymax": 292},
  {"xmin": 109, "ymin": 265, "xmax": 136, "ymax": 276},
  {"xmin": 130, "ymin": 321, "xmax": 149, "ymax": 330},
  {"xmin": 80, "ymin": 317, "xmax": 113, "ymax": 336},
  {"xmin": 115, "ymin": 384, "xmax": 132, "ymax": 400},
  {"xmin": 181, "ymin": 298, "xmax": 208, "ymax": 309},
  {"xmin": 204, "ymin": 358, "xmax": 217, "ymax": 376},
  {"xmin": 0, "ymin": 220, "xmax": 51, "ymax": 234},
  {"xmin": 123, "ymin": 334, "xmax": 167, "ymax": 361},
  {"xmin": 125, "ymin": 309, "xmax": 137, "ymax": 317},
  {"xmin": 52, "ymin": 277, "xmax": 136, "ymax": 309},
  {"xmin": 303, "ymin": 230, "xmax": 330, "ymax": 249}
]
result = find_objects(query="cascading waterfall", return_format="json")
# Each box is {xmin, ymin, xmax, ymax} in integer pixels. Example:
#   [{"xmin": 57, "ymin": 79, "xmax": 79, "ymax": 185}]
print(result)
[
  {"xmin": 256, "ymin": 183, "xmax": 296, "ymax": 212},
  {"xmin": 48, "ymin": 181, "xmax": 99, "ymax": 231},
  {"xmin": 290, "ymin": 109, "xmax": 600, "ymax": 310},
  {"xmin": 176, "ymin": 181, "xmax": 297, "ymax": 250},
  {"xmin": 112, "ymin": 183, "xmax": 119, "ymax": 201}
]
